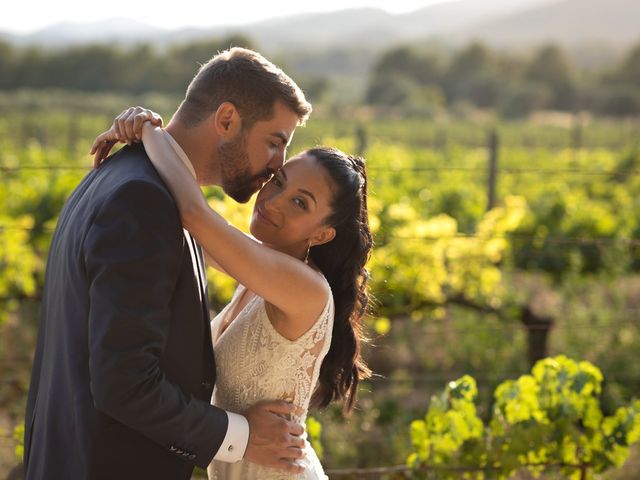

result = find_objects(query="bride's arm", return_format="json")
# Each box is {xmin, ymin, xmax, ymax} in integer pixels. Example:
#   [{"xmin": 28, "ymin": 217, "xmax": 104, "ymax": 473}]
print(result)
[
  {"xmin": 141, "ymin": 123, "xmax": 329, "ymax": 319},
  {"xmin": 203, "ymin": 230, "xmax": 257, "ymax": 274},
  {"xmin": 203, "ymin": 250, "xmax": 226, "ymax": 273}
]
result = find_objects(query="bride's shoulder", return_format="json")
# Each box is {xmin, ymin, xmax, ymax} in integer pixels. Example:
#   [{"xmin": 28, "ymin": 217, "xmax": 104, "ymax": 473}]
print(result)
[{"xmin": 309, "ymin": 267, "xmax": 332, "ymax": 302}]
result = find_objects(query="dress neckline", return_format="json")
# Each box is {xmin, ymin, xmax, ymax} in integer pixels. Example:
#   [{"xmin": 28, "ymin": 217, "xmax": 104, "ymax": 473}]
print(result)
[
  {"xmin": 215, "ymin": 285, "xmax": 258, "ymax": 340},
  {"xmin": 214, "ymin": 273, "xmax": 333, "ymax": 344}
]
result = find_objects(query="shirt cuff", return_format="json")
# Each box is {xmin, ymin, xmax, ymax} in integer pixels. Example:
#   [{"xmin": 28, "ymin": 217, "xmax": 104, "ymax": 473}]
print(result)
[{"xmin": 213, "ymin": 411, "xmax": 249, "ymax": 463}]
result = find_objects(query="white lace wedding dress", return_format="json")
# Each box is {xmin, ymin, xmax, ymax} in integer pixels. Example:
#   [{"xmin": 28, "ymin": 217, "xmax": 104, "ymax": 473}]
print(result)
[{"xmin": 207, "ymin": 277, "xmax": 333, "ymax": 480}]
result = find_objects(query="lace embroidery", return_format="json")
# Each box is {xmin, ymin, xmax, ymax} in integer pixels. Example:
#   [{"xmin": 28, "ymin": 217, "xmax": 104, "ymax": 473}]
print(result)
[{"xmin": 208, "ymin": 278, "xmax": 333, "ymax": 480}]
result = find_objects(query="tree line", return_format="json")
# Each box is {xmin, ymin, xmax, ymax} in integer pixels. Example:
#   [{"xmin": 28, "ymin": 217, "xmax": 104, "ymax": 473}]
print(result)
[
  {"xmin": 367, "ymin": 42, "xmax": 640, "ymax": 118},
  {"xmin": 0, "ymin": 35, "xmax": 257, "ymax": 94},
  {"xmin": 0, "ymin": 35, "xmax": 639, "ymax": 118}
]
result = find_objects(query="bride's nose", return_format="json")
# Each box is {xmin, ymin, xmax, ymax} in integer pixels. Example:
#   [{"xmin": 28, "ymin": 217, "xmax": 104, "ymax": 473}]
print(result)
[{"xmin": 263, "ymin": 193, "xmax": 283, "ymax": 213}]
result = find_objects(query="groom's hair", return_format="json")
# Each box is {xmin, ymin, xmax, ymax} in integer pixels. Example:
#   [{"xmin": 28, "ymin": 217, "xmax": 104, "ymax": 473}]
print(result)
[{"xmin": 176, "ymin": 47, "xmax": 311, "ymax": 129}]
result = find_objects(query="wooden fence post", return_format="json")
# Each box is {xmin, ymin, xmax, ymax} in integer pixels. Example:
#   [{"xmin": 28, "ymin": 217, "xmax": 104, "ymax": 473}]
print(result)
[
  {"xmin": 435, "ymin": 129, "xmax": 447, "ymax": 152},
  {"xmin": 572, "ymin": 113, "xmax": 583, "ymax": 162},
  {"xmin": 68, "ymin": 112, "xmax": 79, "ymax": 153},
  {"xmin": 487, "ymin": 129, "xmax": 499, "ymax": 211},
  {"xmin": 355, "ymin": 125, "xmax": 368, "ymax": 157}
]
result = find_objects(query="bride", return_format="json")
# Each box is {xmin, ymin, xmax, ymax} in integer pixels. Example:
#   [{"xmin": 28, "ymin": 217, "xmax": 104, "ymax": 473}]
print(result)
[{"xmin": 92, "ymin": 112, "xmax": 373, "ymax": 479}]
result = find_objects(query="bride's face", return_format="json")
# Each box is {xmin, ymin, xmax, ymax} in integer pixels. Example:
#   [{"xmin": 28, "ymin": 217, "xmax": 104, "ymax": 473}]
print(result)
[{"xmin": 249, "ymin": 154, "xmax": 336, "ymax": 256}]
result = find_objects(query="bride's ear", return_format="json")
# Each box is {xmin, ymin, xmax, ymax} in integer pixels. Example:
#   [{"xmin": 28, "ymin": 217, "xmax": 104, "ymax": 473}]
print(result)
[{"xmin": 310, "ymin": 226, "xmax": 336, "ymax": 247}]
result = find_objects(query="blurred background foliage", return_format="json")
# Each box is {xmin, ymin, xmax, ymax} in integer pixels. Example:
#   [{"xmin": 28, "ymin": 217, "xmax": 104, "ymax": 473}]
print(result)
[{"xmin": 1, "ymin": 27, "xmax": 640, "ymax": 478}]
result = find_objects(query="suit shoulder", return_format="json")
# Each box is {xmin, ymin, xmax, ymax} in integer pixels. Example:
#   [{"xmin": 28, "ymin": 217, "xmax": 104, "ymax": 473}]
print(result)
[
  {"xmin": 95, "ymin": 144, "xmax": 175, "ymax": 200},
  {"xmin": 107, "ymin": 144, "xmax": 166, "ymax": 185}
]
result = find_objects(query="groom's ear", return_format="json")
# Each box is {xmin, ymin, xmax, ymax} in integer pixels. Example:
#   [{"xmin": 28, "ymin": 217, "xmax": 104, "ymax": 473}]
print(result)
[{"xmin": 214, "ymin": 102, "xmax": 242, "ymax": 138}]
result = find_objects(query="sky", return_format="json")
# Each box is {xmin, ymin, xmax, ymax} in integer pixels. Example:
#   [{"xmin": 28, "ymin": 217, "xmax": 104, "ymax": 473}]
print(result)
[{"xmin": 2, "ymin": 0, "xmax": 455, "ymax": 34}]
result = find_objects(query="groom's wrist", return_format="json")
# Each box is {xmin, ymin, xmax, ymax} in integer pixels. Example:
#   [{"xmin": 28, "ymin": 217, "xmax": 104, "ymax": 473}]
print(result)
[{"xmin": 212, "ymin": 411, "xmax": 249, "ymax": 463}]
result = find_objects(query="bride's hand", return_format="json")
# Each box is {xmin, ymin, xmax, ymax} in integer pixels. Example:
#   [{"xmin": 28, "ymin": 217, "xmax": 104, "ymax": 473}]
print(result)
[{"xmin": 90, "ymin": 106, "xmax": 163, "ymax": 168}]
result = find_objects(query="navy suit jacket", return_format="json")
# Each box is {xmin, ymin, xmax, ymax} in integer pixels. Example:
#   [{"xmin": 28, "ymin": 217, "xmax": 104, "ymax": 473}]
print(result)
[{"xmin": 24, "ymin": 144, "xmax": 227, "ymax": 480}]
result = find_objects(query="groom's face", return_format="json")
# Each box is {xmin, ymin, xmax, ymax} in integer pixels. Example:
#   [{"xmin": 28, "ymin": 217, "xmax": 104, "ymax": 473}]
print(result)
[{"xmin": 218, "ymin": 101, "xmax": 299, "ymax": 203}]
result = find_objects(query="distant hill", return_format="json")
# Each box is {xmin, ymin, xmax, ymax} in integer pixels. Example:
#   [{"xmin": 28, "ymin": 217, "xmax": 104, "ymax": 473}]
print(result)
[
  {"xmin": 0, "ymin": 0, "xmax": 636, "ymax": 79},
  {"xmin": 234, "ymin": 0, "xmax": 547, "ymax": 51},
  {"xmin": 0, "ymin": 0, "xmax": 554, "ymax": 51},
  {"xmin": 460, "ymin": 0, "xmax": 640, "ymax": 48},
  {"xmin": 1, "ymin": 18, "xmax": 165, "ymax": 47}
]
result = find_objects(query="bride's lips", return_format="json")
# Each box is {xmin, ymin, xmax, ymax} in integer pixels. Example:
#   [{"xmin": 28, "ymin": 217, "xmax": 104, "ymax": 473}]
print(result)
[{"xmin": 256, "ymin": 207, "xmax": 277, "ymax": 227}]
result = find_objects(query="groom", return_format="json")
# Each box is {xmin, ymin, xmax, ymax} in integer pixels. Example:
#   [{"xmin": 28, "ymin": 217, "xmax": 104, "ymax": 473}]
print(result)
[{"xmin": 24, "ymin": 47, "xmax": 312, "ymax": 480}]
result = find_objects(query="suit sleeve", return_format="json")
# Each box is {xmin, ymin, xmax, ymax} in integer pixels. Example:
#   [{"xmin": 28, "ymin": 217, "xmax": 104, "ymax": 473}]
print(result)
[{"xmin": 84, "ymin": 179, "xmax": 228, "ymax": 468}]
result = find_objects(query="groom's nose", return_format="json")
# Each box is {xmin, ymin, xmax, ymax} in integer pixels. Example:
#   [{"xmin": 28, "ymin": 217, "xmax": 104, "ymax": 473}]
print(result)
[{"xmin": 269, "ymin": 148, "xmax": 286, "ymax": 171}]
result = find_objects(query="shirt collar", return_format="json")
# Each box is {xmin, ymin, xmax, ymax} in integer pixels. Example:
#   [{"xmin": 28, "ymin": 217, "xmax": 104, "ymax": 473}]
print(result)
[{"xmin": 162, "ymin": 130, "xmax": 197, "ymax": 180}]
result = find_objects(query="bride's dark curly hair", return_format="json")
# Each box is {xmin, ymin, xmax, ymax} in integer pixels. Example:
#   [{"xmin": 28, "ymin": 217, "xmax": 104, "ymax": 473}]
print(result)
[{"xmin": 306, "ymin": 147, "xmax": 373, "ymax": 414}]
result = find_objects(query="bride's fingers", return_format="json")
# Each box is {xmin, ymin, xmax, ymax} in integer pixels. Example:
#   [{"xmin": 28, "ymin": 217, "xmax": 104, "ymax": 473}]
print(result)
[
  {"xmin": 108, "ymin": 107, "xmax": 163, "ymax": 144},
  {"xmin": 112, "ymin": 107, "xmax": 133, "ymax": 142},
  {"xmin": 100, "ymin": 139, "xmax": 116, "ymax": 160},
  {"xmin": 90, "ymin": 130, "xmax": 115, "ymax": 155},
  {"xmin": 92, "ymin": 136, "xmax": 117, "ymax": 169},
  {"xmin": 133, "ymin": 112, "xmax": 162, "ymax": 140},
  {"xmin": 115, "ymin": 109, "xmax": 132, "ymax": 143},
  {"xmin": 89, "ymin": 138, "xmax": 99, "ymax": 156},
  {"xmin": 132, "ymin": 114, "xmax": 146, "ymax": 140},
  {"xmin": 119, "ymin": 106, "xmax": 153, "ymax": 143},
  {"xmin": 91, "ymin": 106, "xmax": 164, "ymax": 169},
  {"xmin": 96, "ymin": 140, "xmax": 117, "ymax": 167},
  {"xmin": 122, "ymin": 108, "xmax": 139, "ymax": 143},
  {"xmin": 92, "ymin": 141, "xmax": 106, "ymax": 169}
]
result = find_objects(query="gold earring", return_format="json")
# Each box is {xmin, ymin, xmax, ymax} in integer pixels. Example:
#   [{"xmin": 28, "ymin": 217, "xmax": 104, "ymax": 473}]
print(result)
[{"xmin": 304, "ymin": 243, "xmax": 311, "ymax": 263}]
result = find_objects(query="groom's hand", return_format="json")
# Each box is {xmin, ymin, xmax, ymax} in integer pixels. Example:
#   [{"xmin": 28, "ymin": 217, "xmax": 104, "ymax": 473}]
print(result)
[{"xmin": 242, "ymin": 400, "xmax": 306, "ymax": 473}]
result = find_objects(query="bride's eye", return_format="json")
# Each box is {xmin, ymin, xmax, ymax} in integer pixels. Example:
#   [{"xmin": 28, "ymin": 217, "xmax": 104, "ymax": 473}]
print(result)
[{"xmin": 294, "ymin": 198, "xmax": 307, "ymax": 210}]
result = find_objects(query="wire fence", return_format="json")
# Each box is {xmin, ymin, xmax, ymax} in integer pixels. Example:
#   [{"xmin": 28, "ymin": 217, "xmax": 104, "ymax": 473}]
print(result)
[
  {"xmin": 2, "ymin": 362, "xmax": 640, "ymax": 385},
  {"xmin": 381, "ymin": 318, "xmax": 640, "ymax": 336},
  {"xmin": 2, "ymin": 223, "xmax": 639, "ymax": 247},
  {"xmin": 370, "ymin": 166, "xmax": 640, "ymax": 176},
  {"xmin": 2, "ymin": 164, "xmax": 640, "ymax": 176}
]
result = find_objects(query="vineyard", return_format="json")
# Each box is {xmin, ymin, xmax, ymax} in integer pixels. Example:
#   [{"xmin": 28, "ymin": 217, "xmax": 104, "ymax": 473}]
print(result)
[{"xmin": 1, "ymin": 91, "xmax": 639, "ymax": 478}]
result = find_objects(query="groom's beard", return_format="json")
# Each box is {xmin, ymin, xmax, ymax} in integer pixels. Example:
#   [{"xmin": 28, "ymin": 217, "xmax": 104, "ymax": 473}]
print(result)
[{"xmin": 218, "ymin": 133, "xmax": 273, "ymax": 203}]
